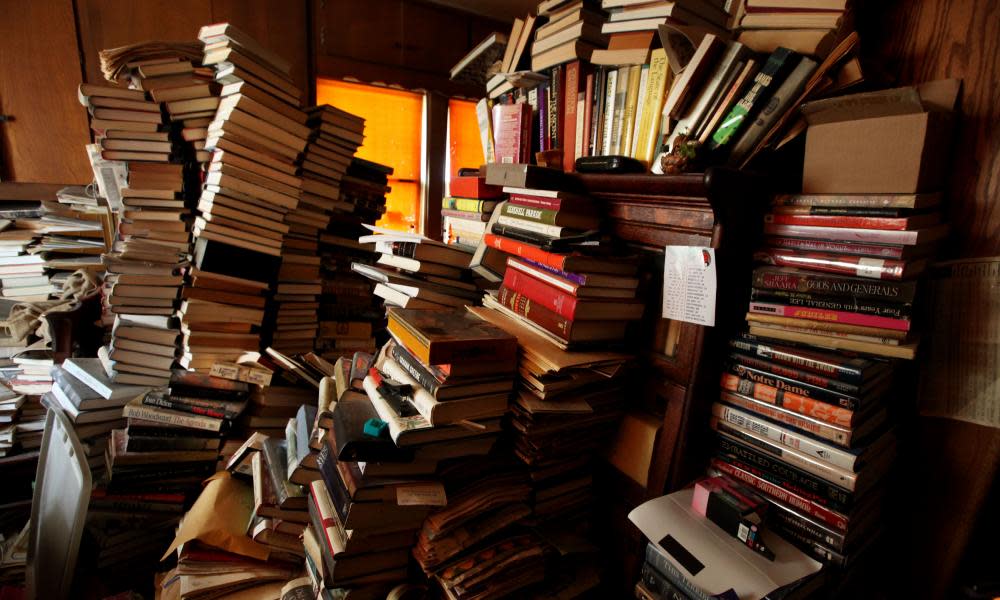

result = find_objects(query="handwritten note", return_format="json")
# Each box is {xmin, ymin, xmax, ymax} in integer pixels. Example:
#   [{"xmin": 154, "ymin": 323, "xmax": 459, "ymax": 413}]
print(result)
[{"xmin": 662, "ymin": 246, "xmax": 717, "ymax": 326}]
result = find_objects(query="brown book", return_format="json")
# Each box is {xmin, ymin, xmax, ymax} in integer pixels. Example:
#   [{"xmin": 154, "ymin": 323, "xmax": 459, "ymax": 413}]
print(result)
[
  {"xmin": 182, "ymin": 287, "xmax": 268, "ymax": 308},
  {"xmin": 219, "ymin": 93, "xmax": 310, "ymax": 139},
  {"xmin": 209, "ymin": 135, "xmax": 299, "ymax": 175},
  {"xmin": 78, "ymin": 83, "xmax": 147, "ymax": 101},
  {"xmin": 218, "ymin": 77, "xmax": 307, "ymax": 124},
  {"xmin": 207, "ymin": 161, "xmax": 301, "ymax": 198},
  {"xmin": 214, "ymin": 107, "xmax": 309, "ymax": 153},
  {"xmin": 209, "ymin": 119, "xmax": 300, "ymax": 160},
  {"xmin": 90, "ymin": 118, "xmax": 159, "ymax": 133},
  {"xmin": 86, "ymin": 96, "xmax": 160, "ymax": 113},
  {"xmin": 203, "ymin": 172, "xmax": 297, "ymax": 211}
]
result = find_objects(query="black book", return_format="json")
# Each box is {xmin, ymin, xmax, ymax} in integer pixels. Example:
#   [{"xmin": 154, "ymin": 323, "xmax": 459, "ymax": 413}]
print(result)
[
  {"xmin": 710, "ymin": 47, "xmax": 798, "ymax": 151},
  {"xmin": 729, "ymin": 333, "xmax": 890, "ymax": 385},
  {"xmin": 167, "ymin": 382, "xmax": 248, "ymax": 403},
  {"xmin": 749, "ymin": 288, "xmax": 912, "ymax": 320},
  {"xmin": 331, "ymin": 391, "xmax": 413, "ymax": 463},
  {"xmin": 727, "ymin": 350, "xmax": 868, "ymax": 397},
  {"xmin": 723, "ymin": 360, "xmax": 882, "ymax": 412}
]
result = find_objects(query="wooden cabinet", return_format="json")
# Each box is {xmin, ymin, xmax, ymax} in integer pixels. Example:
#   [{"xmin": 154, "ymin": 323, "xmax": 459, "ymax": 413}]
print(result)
[{"xmin": 579, "ymin": 169, "xmax": 768, "ymax": 593}]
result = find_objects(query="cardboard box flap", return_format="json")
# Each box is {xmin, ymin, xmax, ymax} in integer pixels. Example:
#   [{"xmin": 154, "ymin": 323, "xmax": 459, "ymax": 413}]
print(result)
[{"xmin": 801, "ymin": 78, "xmax": 960, "ymax": 125}]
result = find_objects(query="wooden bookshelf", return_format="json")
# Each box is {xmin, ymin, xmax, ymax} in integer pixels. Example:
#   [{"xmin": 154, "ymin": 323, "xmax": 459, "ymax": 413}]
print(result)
[{"xmin": 578, "ymin": 168, "xmax": 769, "ymax": 593}]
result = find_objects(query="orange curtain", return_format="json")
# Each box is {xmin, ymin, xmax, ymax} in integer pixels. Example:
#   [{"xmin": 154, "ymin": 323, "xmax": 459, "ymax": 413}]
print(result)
[
  {"xmin": 315, "ymin": 79, "xmax": 425, "ymax": 233},
  {"xmin": 447, "ymin": 98, "xmax": 486, "ymax": 183}
]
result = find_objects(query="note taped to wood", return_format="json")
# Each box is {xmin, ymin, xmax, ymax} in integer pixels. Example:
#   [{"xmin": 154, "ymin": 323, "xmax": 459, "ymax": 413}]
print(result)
[
  {"xmin": 918, "ymin": 257, "xmax": 1000, "ymax": 429},
  {"xmin": 662, "ymin": 246, "xmax": 717, "ymax": 326}
]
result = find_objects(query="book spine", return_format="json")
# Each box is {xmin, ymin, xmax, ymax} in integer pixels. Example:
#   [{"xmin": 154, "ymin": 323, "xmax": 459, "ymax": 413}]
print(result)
[
  {"xmin": 765, "ymin": 237, "xmax": 906, "ymax": 260},
  {"xmin": 637, "ymin": 48, "xmax": 669, "ymax": 165},
  {"xmin": 726, "ymin": 361, "xmax": 861, "ymax": 411},
  {"xmin": 714, "ymin": 421, "xmax": 858, "ymax": 491},
  {"xmin": 710, "ymin": 457, "xmax": 849, "ymax": 531},
  {"xmin": 497, "ymin": 285, "xmax": 573, "ymax": 340},
  {"xmin": 728, "ymin": 350, "xmax": 864, "ymax": 396},
  {"xmin": 621, "ymin": 64, "xmax": 643, "ymax": 157},
  {"xmin": 713, "ymin": 403, "xmax": 858, "ymax": 470},
  {"xmin": 496, "ymin": 215, "xmax": 566, "ymax": 238},
  {"xmin": 753, "ymin": 268, "xmax": 917, "ymax": 302},
  {"xmin": 122, "ymin": 403, "xmax": 221, "ymax": 432},
  {"xmin": 475, "ymin": 98, "xmax": 495, "ymax": 164},
  {"xmin": 773, "ymin": 193, "xmax": 927, "ymax": 208},
  {"xmin": 590, "ymin": 66, "xmax": 605, "ymax": 157},
  {"xmin": 765, "ymin": 213, "xmax": 918, "ymax": 231},
  {"xmin": 774, "ymin": 524, "xmax": 850, "ymax": 566},
  {"xmin": 720, "ymin": 373, "xmax": 855, "ymax": 427},
  {"xmin": 537, "ymin": 84, "xmax": 549, "ymax": 152},
  {"xmin": 520, "ymin": 257, "xmax": 587, "ymax": 285},
  {"xmin": 756, "ymin": 248, "xmax": 909, "ymax": 280},
  {"xmin": 499, "ymin": 203, "xmax": 560, "ymax": 226},
  {"xmin": 750, "ymin": 289, "xmax": 911, "ymax": 319},
  {"xmin": 563, "ymin": 61, "xmax": 580, "ymax": 172},
  {"xmin": 142, "ymin": 394, "xmax": 232, "ymax": 420},
  {"xmin": 749, "ymin": 301, "xmax": 911, "ymax": 332},
  {"xmin": 640, "ymin": 562, "xmax": 691, "ymax": 600},
  {"xmin": 629, "ymin": 65, "xmax": 649, "ymax": 159},
  {"xmin": 767, "ymin": 501, "xmax": 848, "ymax": 551},
  {"xmin": 507, "ymin": 194, "xmax": 562, "ymax": 211},
  {"xmin": 601, "ymin": 69, "xmax": 618, "ymax": 155},
  {"xmin": 389, "ymin": 343, "xmax": 441, "ymax": 396},
  {"xmin": 507, "ymin": 258, "xmax": 578, "ymax": 295},
  {"xmin": 772, "ymin": 206, "xmax": 908, "ymax": 217},
  {"xmin": 502, "ymin": 268, "xmax": 579, "ymax": 321},
  {"xmin": 728, "ymin": 335, "xmax": 866, "ymax": 383},
  {"xmin": 483, "ymin": 233, "xmax": 569, "ymax": 272},
  {"xmin": 548, "ymin": 66, "xmax": 560, "ymax": 151},
  {"xmin": 717, "ymin": 436, "xmax": 853, "ymax": 510},
  {"xmin": 762, "ymin": 223, "xmax": 933, "ymax": 246},
  {"xmin": 581, "ymin": 71, "xmax": 594, "ymax": 159},
  {"xmin": 720, "ymin": 391, "xmax": 853, "ymax": 447},
  {"xmin": 643, "ymin": 544, "xmax": 712, "ymax": 600},
  {"xmin": 610, "ymin": 66, "xmax": 629, "ymax": 154}
]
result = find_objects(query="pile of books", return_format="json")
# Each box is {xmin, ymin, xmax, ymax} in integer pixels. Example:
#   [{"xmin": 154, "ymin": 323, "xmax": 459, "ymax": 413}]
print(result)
[
  {"xmin": 738, "ymin": 0, "xmax": 852, "ymax": 58},
  {"xmin": 531, "ymin": 0, "xmax": 610, "ymax": 72},
  {"xmin": 441, "ymin": 172, "xmax": 503, "ymax": 251},
  {"xmin": 355, "ymin": 229, "xmax": 480, "ymax": 311},
  {"xmin": 46, "ymin": 360, "xmax": 145, "ymax": 478},
  {"xmin": 602, "ymin": 0, "xmax": 731, "ymax": 34},
  {"xmin": 749, "ymin": 190, "xmax": 944, "ymax": 360},
  {"xmin": 314, "ymin": 158, "xmax": 392, "ymax": 360},
  {"xmin": 234, "ymin": 349, "xmax": 317, "ymax": 440}
]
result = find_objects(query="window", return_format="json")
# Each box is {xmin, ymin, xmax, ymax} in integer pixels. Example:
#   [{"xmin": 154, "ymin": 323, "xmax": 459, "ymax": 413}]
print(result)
[
  {"xmin": 446, "ymin": 98, "xmax": 486, "ymax": 189},
  {"xmin": 315, "ymin": 79, "xmax": 425, "ymax": 233}
]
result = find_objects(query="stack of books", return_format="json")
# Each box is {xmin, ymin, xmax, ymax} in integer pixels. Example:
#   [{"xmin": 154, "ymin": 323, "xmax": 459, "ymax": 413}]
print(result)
[
  {"xmin": 355, "ymin": 229, "xmax": 480, "ymax": 310},
  {"xmin": 235, "ymin": 349, "xmax": 318, "ymax": 439},
  {"xmin": 270, "ymin": 242, "xmax": 322, "ymax": 355},
  {"xmin": 246, "ymin": 434, "xmax": 311, "ymax": 562},
  {"xmin": 47, "ymin": 187, "xmax": 114, "ymax": 292},
  {"xmin": 602, "ymin": 0, "xmax": 731, "ymax": 34},
  {"xmin": 364, "ymin": 308, "xmax": 540, "ymax": 597},
  {"xmin": 315, "ymin": 159, "xmax": 392, "ymax": 359},
  {"xmin": 738, "ymin": 0, "xmax": 851, "ymax": 57},
  {"xmin": 749, "ymin": 191, "xmax": 945, "ymax": 360},
  {"xmin": 711, "ymin": 332, "xmax": 896, "ymax": 569},
  {"xmin": 532, "ymin": 0, "xmax": 610, "ymax": 72},
  {"xmin": 441, "ymin": 172, "xmax": 504, "ymax": 251},
  {"xmin": 46, "ymin": 360, "xmax": 146, "ymax": 477}
]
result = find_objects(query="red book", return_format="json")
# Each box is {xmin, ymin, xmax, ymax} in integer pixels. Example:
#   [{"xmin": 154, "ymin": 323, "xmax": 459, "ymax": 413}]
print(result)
[
  {"xmin": 508, "ymin": 193, "xmax": 563, "ymax": 211},
  {"xmin": 748, "ymin": 301, "xmax": 912, "ymax": 332},
  {"xmin": 581, "ymin": 72, "xmax": 594, "ymax": 159},
  {"xmin": 493, "ymin": 103, "xmax": 532, "ymax": 164},
  {"xmin": 755, "ymin": 248, "xmax": 925, "ymax": 280},
  {"xmin": 562, "ymin": 61, "xmax": 581, "ymax": 173},
  {"xmin": 449, "ymin": 176, "xmax": 504, "ymax": 200},
  {"xmin": 483, "ymin": 233, "xmax": 636, "ymax": 275},
  {"xmin": 502, "ymin": 267, "xmax": 581, "ymax": 320},
  {"xmin": 497, "ymin": 285, "xmax": 573, "ymax": 340},
  {"xmin": 763, "ymin": 212, "xmax": 941, "ymax": 231},
  {"xmin": 764, "ymin": 236, "xmax": 929, "ymax": 260}
]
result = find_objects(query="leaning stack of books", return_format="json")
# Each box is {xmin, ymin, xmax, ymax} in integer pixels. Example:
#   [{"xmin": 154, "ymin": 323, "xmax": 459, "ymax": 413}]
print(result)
[
  {"xmin": 441, "ymin": 172, "xmax": 504, "ymax": 251},
  {"xmin": 602, "ymin": 0, "xmax": 731, "ymax": 34},
  {"xmin": 355, "ymin": 229, "xmax": 481, "ymax": 311},
  {"xmin": 531, "ymin": 0, "xmax": 610, "ymax": 72},
  {"xmin": 738, "ymin": 0, "xmax": 852, "ymax": 58},
  {"xmin": 314, "ymin": 159, "xmax": 392, "ymax": 360}
]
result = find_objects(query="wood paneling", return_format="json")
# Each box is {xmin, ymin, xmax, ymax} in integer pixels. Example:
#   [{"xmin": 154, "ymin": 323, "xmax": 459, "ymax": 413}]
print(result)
[
  {"xmin": 0, "ymin": 0, "xmax": 92, "ymax": 183},
  {"xmin": 315, "ymin": 0, "xmax": 505, "ymax": 97},
  {"xmin": 75, "ymin": 0, "xmax": 309, "ymax": 100},
  {"xmin": 856, "ymin": 1, "xmax": 1000, "ymax": 597}
]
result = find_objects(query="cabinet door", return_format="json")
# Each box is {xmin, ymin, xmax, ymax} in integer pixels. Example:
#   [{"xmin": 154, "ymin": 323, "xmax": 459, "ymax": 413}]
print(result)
[{"xmin": 0, "ymin": 0, "xmax": 92, "ymax": 182}]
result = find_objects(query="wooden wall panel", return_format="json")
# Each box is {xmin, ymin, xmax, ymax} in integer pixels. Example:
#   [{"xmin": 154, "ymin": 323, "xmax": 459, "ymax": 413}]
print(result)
[
  {"xmin": 315, "ymin": 0, "xmax": 506, "ymax": 97},
  {"xmin": 855, "ymin": 1, "xmax": 1000, "ymax": 597},
  {"xmin": 75, "ymin": 0, "xmax": 309, "ymax": 100},
  {"xmin": 0, "ymin": 0, "xmax": 92, "ymax": 183}
]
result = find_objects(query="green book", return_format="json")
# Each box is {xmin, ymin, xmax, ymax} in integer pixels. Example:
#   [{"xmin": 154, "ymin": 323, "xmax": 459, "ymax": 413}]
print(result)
[
  {"xmin": 442, "ymin": 197, "xmax": 498, "ymax": 213},
  {"xmin": 710, "ymin": 47, "xmax": 797, "ymax": 151}
]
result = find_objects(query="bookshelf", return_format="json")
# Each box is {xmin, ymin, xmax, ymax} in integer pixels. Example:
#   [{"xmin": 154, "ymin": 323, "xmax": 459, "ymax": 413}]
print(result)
[{"xmin": 580, "ymin": 168, "xmax": 768, "ymax": 593}]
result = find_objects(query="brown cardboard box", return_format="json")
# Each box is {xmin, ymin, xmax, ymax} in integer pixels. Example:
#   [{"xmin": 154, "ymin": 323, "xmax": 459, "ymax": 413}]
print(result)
[{"xmin": 801, "ymin": 79, "xmax": 959, "ymax": 194}]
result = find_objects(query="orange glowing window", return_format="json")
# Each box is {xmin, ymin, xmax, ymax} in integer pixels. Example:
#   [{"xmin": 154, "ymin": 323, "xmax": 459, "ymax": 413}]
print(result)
[
  {"xmin": 315, "ymin": 79, "xmax": 425, "ymax": 233},
  {"xmin": 447, "ymin": 99, "xmax": 486, "ymax": 183}
]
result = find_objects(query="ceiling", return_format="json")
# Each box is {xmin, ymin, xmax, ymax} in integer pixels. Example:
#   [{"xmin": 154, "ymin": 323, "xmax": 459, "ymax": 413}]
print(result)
[{"xmin": 424, "ymin": 0, "xmax": 539, "ymax": 22}]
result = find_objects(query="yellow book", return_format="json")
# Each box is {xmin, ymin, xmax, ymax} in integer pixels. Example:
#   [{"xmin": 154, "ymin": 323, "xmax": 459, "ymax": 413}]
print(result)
[
  {"xmin": 619, "ymin": 64, "xmax": 643, "ymax": 156},
  {"xmin": 636, "ymin": 48, "xmax": 671, "ymax": 166}
]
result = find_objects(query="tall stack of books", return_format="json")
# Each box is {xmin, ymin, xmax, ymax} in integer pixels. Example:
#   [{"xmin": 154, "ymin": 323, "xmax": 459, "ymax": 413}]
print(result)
[
  {"xmin": 531, "ymin": 1, "xmax": 610, "ymax": 72},
  {"xmin": 441, "ymin": 172, "xmax": 504, "ymax": 251},
  {"xmin": 186, "ymin": 22, "xmax": 308, "ymax": 367},
  {"xmin": 355, "ymin": 229, "xmax": 481, "ymax": 311},
  {"xmin": 315, "ymin": 159, "xmax": 392, "ymax": 359}
]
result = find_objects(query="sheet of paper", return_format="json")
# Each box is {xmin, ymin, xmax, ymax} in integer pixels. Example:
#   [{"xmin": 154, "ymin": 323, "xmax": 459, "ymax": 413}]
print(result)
[
  {"xmin": 662, "ymin": 246, "xmax": 717, "ymax": 326},
  {"xmin": 918, "ymin": 257, "xmax": 1000, "ymax": 428}
]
